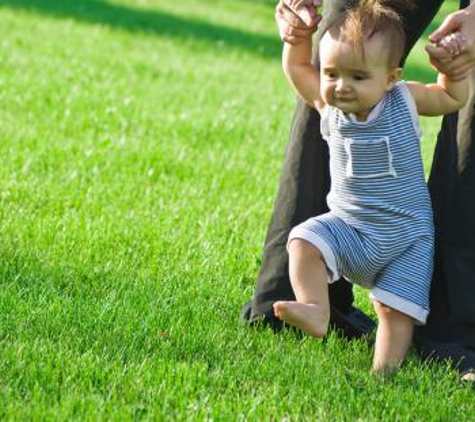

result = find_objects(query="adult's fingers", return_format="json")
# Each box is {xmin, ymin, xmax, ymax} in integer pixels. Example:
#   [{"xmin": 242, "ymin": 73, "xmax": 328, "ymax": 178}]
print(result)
[
  {"xmin": 451, "ymin": 33, "xmax": 467, "ymax": 56},
  {"xmin": 293, "ymin": 0, "xmax": 322, "ymax": 9},
  {"xmin": 297, "ymin": 7, "xmax": 317, "ymax": 26},
  {"xmin": 425, "ymin": 44, "xmax": 453, "ymax": 62},
  {"xmin": 282, "ymin": 24, "xmax": 318, "ymax": 41},
  {"xmin": 439, "ymin": 33, "xmax": 466, "ymax": 55},
  {"xmin": 428, "ymin": 57, "xmax": 451, "ymax": 76},
  {"xmin": 439, "ymin": 36, "xmax": 456, "ymax": 55},
  {"xmin": 276, "ymin": 1, "xmax": 307, "ymax": 30},
  {"xmin": 293, "ymin": 0, "xmax": 320, "ymax": 26},
  {"xmin": 275, "ymin": 1, "xmax": 317, "ymax": 44},
  {"xmin": 429, "ymin": 11, "xmax": 464, "ymax": 44},
  {"xmin": 279, "ymin": 23, "xmax": 319, "ymax": 44}
]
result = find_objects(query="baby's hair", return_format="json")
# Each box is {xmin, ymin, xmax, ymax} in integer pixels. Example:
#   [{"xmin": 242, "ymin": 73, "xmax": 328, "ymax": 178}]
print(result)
[{"xmin": 324, "ymin": 0, "xmax": 413, "ymax": 68}]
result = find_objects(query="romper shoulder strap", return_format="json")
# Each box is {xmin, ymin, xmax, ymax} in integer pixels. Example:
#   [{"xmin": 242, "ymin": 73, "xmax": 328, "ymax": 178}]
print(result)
[{"xmin": 394, "ymin": 81, "xmax": 422, "ymax": 139}]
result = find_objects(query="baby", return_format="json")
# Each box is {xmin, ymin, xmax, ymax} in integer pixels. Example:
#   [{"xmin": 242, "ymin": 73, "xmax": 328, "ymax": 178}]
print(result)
[{"xmin": 274, "ymin": 0, "xmax": 468, "ymax": 373}]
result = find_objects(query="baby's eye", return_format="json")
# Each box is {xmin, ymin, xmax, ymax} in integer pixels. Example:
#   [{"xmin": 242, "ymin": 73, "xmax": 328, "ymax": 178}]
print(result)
[
  {"xmin": 326, "ymin": 73, "xmax": 337, "ymax": 80},
  {"xmin": 353, "ymin": 74, "xmax": 367, "ymax": 81}
]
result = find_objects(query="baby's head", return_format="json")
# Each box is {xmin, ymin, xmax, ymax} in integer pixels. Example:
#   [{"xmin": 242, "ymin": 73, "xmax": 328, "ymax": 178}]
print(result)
[{"xmin": 319, "ymin": 0, "xmax": 408, "ymax": 119}]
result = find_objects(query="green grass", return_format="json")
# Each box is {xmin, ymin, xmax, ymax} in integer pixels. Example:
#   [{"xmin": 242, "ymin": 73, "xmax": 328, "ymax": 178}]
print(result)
[{"xmin": 0, "ymin": 0, "xmax": 473, "ymax": 419}]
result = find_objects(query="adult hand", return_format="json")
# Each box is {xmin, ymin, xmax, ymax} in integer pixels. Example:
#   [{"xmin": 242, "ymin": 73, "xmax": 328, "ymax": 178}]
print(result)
[
  {"xmin": 285, "ymin": 0, "xmax": 322, "ymax": 26},
  {"xmin": 275, "ymin": 0, "xmax": 321, "ymax": 45},
  {"xmin": 425, "ymin": 5, "xmax": 475, "ymax": 81}
]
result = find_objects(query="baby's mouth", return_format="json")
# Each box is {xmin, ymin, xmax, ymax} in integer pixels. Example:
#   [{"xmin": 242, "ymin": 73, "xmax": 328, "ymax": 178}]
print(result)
[{"xmin": 335, "ymin": 96, "xmax": 354, "ymax": 102}]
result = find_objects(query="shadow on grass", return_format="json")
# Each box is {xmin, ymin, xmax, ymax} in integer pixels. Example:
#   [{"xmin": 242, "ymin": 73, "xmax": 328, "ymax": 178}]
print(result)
[
  {"xmin": 0, "ymin": 0, "xmax": 447, "ymax": 85},
  {"xmin": 0, "ymin": 0, "xmax": 281, "ymax": 59},
  {"xmin": 233, "ymin": 0, "xmax": 276, "ymax": 6}
]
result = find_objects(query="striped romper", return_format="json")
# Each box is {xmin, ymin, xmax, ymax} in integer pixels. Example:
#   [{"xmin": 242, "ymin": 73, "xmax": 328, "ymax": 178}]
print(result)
[{"xmin": 288, "ymin": 82, "xmax": 434, "ymax": 324}]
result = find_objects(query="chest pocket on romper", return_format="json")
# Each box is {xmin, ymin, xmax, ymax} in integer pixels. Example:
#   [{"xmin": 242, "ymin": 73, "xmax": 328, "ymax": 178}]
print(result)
[{"xmin": 344, "ymin": 136, "xmax": 397, "ymax": 178}]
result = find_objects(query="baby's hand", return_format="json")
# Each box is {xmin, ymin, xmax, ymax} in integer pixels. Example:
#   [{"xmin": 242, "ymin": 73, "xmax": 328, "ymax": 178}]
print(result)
[
  {"xmin": 283, "ymin": 0, "xmax": 322, "ymax": 27},
  {"xmin": 437, "ymin": 32, "xmax": 467, "ymax": 56}
]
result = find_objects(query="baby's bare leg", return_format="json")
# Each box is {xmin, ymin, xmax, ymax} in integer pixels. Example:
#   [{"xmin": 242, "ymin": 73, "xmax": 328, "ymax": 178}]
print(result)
[
  {"xmin": 273, "ymin": 239, "xmax": 330, "ymax": 337},
  {"xmin": 371, "ymin": 300, "xmax": 414, "ymax": 373}
]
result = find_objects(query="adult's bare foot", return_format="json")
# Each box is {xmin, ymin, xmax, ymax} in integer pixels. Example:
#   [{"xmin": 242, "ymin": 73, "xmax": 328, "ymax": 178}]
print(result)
[{"xmin": 273, "ymin": 301, "xmax": 328, "ymax": 337}]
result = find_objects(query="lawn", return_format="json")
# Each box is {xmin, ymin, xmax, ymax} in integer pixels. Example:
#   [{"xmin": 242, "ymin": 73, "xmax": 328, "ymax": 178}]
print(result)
[{"xmin": 0, "ymin": 0, "xmax": 473, "ymax": 419}]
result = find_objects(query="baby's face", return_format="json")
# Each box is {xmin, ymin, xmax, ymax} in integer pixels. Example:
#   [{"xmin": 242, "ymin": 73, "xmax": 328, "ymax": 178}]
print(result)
[{"xmin": 319, "ymin": 33, "xmax": 399, "ymax": 120}]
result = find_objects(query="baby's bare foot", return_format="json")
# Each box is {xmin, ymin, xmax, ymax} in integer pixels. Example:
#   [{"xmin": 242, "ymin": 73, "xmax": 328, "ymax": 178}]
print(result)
[
  {"xmin": 461, "ymin": 371, "xmax": 475, "ymax": 382},
  {"xmin": 273, "ymin": 301, "xmax": 328, "ymax": 337}
]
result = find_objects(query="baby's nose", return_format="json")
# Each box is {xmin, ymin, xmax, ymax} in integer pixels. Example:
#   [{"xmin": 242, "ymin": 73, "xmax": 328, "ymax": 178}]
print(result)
[{"xmin": 335, "ymin": 79, "xmax": 349, "ymax": 92}]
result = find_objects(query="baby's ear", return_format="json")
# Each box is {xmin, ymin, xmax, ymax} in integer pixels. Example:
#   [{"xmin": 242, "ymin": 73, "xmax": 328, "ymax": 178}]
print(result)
[{"xmin": 386, "ymin": 68, "xmax": 403, "ymax": 90}]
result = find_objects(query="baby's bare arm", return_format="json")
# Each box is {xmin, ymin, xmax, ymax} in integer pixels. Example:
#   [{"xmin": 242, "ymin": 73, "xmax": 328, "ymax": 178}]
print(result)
[
  {"xmin": 408, "ymin": 75, "xmax": 468, "ymax": 116},
  {"xmin": 282, "ymin": 36, "xmax": 324, "ymax": 111}
]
